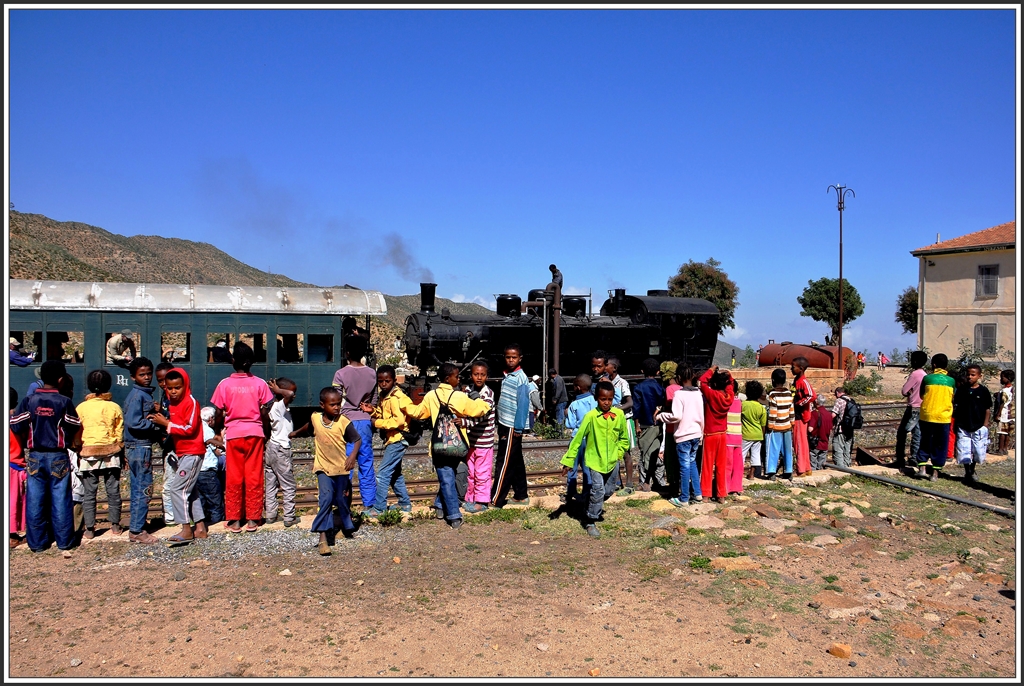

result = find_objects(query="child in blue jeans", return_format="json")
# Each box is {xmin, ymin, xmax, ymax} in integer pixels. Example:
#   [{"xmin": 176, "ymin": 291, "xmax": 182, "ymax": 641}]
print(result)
[{"xmin": 657, "ymin": 364, "xmax": 704, "ymax": 507}]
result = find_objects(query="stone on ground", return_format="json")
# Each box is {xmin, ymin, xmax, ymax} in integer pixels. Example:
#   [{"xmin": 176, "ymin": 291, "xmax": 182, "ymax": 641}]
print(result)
[
  {"xmin": 710, "ymin": 556, "xmax": 758, "ymax": 571},
  {"xmin": 685, "ymin": 515, "xmax": 725, "ymax": 530}
]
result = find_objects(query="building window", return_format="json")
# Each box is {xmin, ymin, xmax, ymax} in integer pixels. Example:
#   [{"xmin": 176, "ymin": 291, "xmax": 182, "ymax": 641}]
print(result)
[
  {"xmin": 974, "ymin": 323, "xmax": 996, "ymax": 354},
  {"xmin": 976, "ymin": 264, "xmax": 999, "ymax": 299}
]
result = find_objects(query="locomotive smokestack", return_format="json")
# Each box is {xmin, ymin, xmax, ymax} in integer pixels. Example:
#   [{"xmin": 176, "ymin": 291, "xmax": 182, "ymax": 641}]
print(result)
[
  {"xmin": 420, "ymin": 283, "xmax": 437, "ymax": 313},
  {"xmin": 613, "ymin": 288, "xmax": 626, "ymax": 315}
]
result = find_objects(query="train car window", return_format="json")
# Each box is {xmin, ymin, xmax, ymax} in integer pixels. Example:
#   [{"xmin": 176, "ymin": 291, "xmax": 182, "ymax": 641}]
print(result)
[
  {"xmin": 10, "ymin": 331, "xmax": 41, "ymax": 363},
  {"xmin": 276, "ymin": 333, "xmax": 304, "ymax": 363},
  {"xmin": 207, "ymin": 332, "xmax": 234, "ymax": 364},
  {"xmin": 239, "ymin": 333, "xmax": 268, "ymax": 363},
  {"xmin": 104, "ymin": 331, "xmax": 140, "ymax": 366},
  {"xmin": 161, "ymin": 332, "xmax": 191, "ymax": 364},
  {"xmin": 307, "ymin": 334, "xmax": 334, "ymax": 363},
  {"xmin": 47, "ymin": 331, "xmax": 85, "ymax": 364}
]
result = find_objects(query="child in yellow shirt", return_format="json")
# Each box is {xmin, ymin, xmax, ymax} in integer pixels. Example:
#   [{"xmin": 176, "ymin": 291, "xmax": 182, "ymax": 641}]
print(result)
[
  {"xmin": 75, "ymin": 370, "xmax": 124, "ymax": 538},
  {"xmin": 291, "ymin": 387, "xmax": 361, "ymax": 556}
]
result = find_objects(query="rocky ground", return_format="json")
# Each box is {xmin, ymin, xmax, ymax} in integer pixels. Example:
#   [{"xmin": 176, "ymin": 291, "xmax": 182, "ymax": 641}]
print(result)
[{"xmin": 8, "ymin": 451, "xmax": 1016, "ymax": 679}]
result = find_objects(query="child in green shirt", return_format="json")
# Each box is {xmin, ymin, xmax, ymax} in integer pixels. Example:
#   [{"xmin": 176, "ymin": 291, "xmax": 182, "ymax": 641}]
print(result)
[
  {"xmin": 740, "ymin": 380, "xmax": 768, "ymax": 479},
  {"xmin": 560, "ymin": 381, "xmax": 629, "ymax": 538}
]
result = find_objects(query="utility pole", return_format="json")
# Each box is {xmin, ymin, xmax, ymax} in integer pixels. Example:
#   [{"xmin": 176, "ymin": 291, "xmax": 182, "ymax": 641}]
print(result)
[{"xmin": 827, "ymin": 184, "xmax": 855, "ymax": 373}]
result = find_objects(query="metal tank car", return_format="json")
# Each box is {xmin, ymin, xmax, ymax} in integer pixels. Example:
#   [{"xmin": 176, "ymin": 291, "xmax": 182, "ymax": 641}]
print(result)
[{"xmin": 403, "ymin": 282, "xmax": 719, "ymax": 377}]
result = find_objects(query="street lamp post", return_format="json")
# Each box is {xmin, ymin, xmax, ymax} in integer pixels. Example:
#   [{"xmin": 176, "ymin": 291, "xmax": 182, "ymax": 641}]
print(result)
[{"xmin": 827, "ymin": 184, "xmax": 855, "ymax": 373}]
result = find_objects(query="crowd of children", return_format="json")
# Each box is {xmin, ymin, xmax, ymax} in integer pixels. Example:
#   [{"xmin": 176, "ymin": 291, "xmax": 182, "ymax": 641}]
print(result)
[{"xmin": 7, "ymin": 340, "xmax": 1016, "ymax": 552}]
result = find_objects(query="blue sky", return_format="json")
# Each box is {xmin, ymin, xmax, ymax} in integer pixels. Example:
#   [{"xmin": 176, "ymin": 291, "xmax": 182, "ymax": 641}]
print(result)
[{"xmin": 8, "ymin": 9, "xmax": 1018, "ymax": 355}]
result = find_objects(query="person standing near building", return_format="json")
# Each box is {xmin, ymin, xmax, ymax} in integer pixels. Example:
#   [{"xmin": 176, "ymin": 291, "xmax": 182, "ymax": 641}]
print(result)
[
  {"xmin": 952, "ymin": 364, "xmax": 992, "ymax": 484},
  {"xmin": 895, "ymin": 351, "xmax": 928, "ymax": 469},
  {"xmin": 915, "ymin": 354, "xmax": 955, "ymax": 482}
]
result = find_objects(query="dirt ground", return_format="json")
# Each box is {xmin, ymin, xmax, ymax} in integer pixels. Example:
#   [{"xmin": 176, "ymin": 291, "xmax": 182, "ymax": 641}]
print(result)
[{"xmin": 8, "ymin": 452, "xmax": 1018, "ymax": 679}]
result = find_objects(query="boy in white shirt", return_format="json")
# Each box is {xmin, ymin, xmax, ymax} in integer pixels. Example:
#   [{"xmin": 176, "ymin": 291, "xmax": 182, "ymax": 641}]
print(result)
[{"xmin": 264, "ymin": 378, "xmax": 299, "ymax": 526}]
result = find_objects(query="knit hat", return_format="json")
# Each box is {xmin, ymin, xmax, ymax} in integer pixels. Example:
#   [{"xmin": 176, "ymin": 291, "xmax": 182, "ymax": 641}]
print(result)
[{"xmin": 660, "ymin": 360, "xmax": 678, "ymax": 383}]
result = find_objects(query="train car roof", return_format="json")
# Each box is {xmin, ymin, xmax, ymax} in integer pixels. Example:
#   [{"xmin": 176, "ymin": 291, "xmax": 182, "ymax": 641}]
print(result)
[
  {"xmin": 8, "ymin": 279, "xmax": 387, "ymax": 315},
  {"xmin": 599, "ymin": 294, "xmax": 719, "ymax": 316}
]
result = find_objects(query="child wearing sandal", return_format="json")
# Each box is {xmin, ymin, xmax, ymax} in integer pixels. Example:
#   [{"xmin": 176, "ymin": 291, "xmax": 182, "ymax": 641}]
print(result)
[
  {"xmin": 148, "ymin": 368, "xmax": 208, "ymax": 545},
  {"xmin": 75, "ymin": 370, "xmax": 125, "ymax": 539}
]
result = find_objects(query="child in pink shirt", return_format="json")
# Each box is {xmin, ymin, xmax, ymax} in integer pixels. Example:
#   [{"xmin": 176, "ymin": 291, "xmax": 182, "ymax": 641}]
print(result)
[{"xmin": 210, "ymin": 342, "xmax": 274, "ymax": 532}]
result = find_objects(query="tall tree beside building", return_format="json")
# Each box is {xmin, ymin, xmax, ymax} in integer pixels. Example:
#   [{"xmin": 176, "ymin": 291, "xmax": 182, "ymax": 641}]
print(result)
[
  {"xmin": 894, "ymin": 286, "xmax": 919, "ymax": 334},
  {"xmin": 796, "ymin": 277, "xmax": 865, "ymax": 342},
  {"xmin": 667, "ymin": 257, "xmax": 739, "ymax": 336}
]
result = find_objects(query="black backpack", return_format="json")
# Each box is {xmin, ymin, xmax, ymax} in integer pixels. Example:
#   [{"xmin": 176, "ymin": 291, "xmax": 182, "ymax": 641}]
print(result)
[{"xmin": 841, "ymin": 397, "xmax": 863, "ymax": 432}]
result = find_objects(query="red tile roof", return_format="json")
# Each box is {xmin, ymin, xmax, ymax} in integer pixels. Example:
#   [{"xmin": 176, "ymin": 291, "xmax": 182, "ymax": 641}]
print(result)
[{"xmin": 911, "ymin": 221, "xmax": 1016, "ymax": 255}]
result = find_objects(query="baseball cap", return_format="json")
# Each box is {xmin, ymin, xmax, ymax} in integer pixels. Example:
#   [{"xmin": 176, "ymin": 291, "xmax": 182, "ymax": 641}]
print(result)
[
  {"xmin": 531, "ymin": 375, "xmax": 540, "ymax": 381},
  {"xmin": 9, "ymin": 337, "xmax": 20, "ymax": 347},
  {"xmin": 121, "ymin": 328, "xmax": 133, "ymax": 337}
]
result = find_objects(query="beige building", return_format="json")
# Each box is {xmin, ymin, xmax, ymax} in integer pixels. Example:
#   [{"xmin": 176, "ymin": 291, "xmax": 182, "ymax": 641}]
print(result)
[{"xmin": 911, "ymin": 221, "xmax": 1016, "ymax": 359}]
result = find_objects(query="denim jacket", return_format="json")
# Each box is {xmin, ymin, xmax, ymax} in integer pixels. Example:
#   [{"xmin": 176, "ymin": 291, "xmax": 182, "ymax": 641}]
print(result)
[{"xmin": 122, "ymin": 384, "xmax": 162, "ymax": 445}]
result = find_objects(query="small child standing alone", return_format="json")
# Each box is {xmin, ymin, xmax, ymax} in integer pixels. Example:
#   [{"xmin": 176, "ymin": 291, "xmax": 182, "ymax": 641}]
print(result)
[
  {"xmin": 292, "ymin": 388, "xmax": 362, "ymax": 555},
  {"xmin": 75, "ymin": 370, "xmax": 124, "ymax": 538}
]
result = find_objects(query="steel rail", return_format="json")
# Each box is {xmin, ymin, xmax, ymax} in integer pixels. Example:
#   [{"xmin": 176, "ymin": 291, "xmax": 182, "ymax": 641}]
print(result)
[{"xmin": 826, "ymin": 462, "xmax": 1015, "ymax": 519}]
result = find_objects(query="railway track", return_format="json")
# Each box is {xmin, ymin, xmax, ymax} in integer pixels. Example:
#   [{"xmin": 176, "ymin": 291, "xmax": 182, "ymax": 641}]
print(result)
[
  {"xmin": 94, "ymin": 468, "xmax": 568, "ymax": 518},
  {"xmin": 92, "ymin": 401, "xmax": 910, "ymax": 518}
]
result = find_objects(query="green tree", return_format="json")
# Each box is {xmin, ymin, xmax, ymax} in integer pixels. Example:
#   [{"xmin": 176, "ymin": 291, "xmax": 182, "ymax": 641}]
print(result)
[
  {"xmin": 796, "ymin": 277, "xmax": 865, "ymax": 342},
  {"xmin": 738, "ymin": 345, "xmax": 757, "ymax": 368},
  {"xmin": 667, "ymin": 257, "xmax": 739, "ymax": 335},
  {"xmin": 894, "ymin": 286, "xmax": 918, "ymax": 335}
]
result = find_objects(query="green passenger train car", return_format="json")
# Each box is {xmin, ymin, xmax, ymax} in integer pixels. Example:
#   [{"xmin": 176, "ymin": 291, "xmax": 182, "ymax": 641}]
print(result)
[{"xmin": 8, "ymin": 279, "xmax": 387, "ymax": 410}]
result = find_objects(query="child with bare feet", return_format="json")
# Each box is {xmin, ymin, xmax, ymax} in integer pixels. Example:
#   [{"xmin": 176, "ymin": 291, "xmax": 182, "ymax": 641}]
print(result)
[{"xmin": 291, "ymin": 388, "xmax": 361, "ymax": 555}]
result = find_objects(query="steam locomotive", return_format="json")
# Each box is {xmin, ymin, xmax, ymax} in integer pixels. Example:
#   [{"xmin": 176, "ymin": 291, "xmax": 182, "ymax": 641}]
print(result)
[{"xmin": 403, "ymin": 283, "xmax": 719, "ymax": 377}]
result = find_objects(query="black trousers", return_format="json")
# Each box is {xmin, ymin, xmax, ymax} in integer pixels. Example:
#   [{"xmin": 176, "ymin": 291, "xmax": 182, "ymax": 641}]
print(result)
[
  {"xmin": 491, "ymin": 425, "xmax": 527, "ymax": 506},
  {"xmin": 195, "ymin": 469, "xmax": 225, "ymax": 525}
]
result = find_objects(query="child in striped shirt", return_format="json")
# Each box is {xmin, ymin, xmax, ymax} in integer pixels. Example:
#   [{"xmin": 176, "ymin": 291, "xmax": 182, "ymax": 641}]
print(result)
[
  {"xmin": 462, "ymin": 360, "xmax": 497, "ymax": 513},
  {"xmin": 765, "ymin": 368, "xmax": 795, "ymax": 480}
]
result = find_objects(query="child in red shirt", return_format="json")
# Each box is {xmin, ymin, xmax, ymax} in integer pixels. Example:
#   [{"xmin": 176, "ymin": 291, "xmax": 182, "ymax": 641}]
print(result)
[
  {"xmin": 699, "ymin": 366, "xmax": 736, "ymax": 503},
  {"xmin": 791, "ymin": 357, "xmax": 816, "ymax": 476}
]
